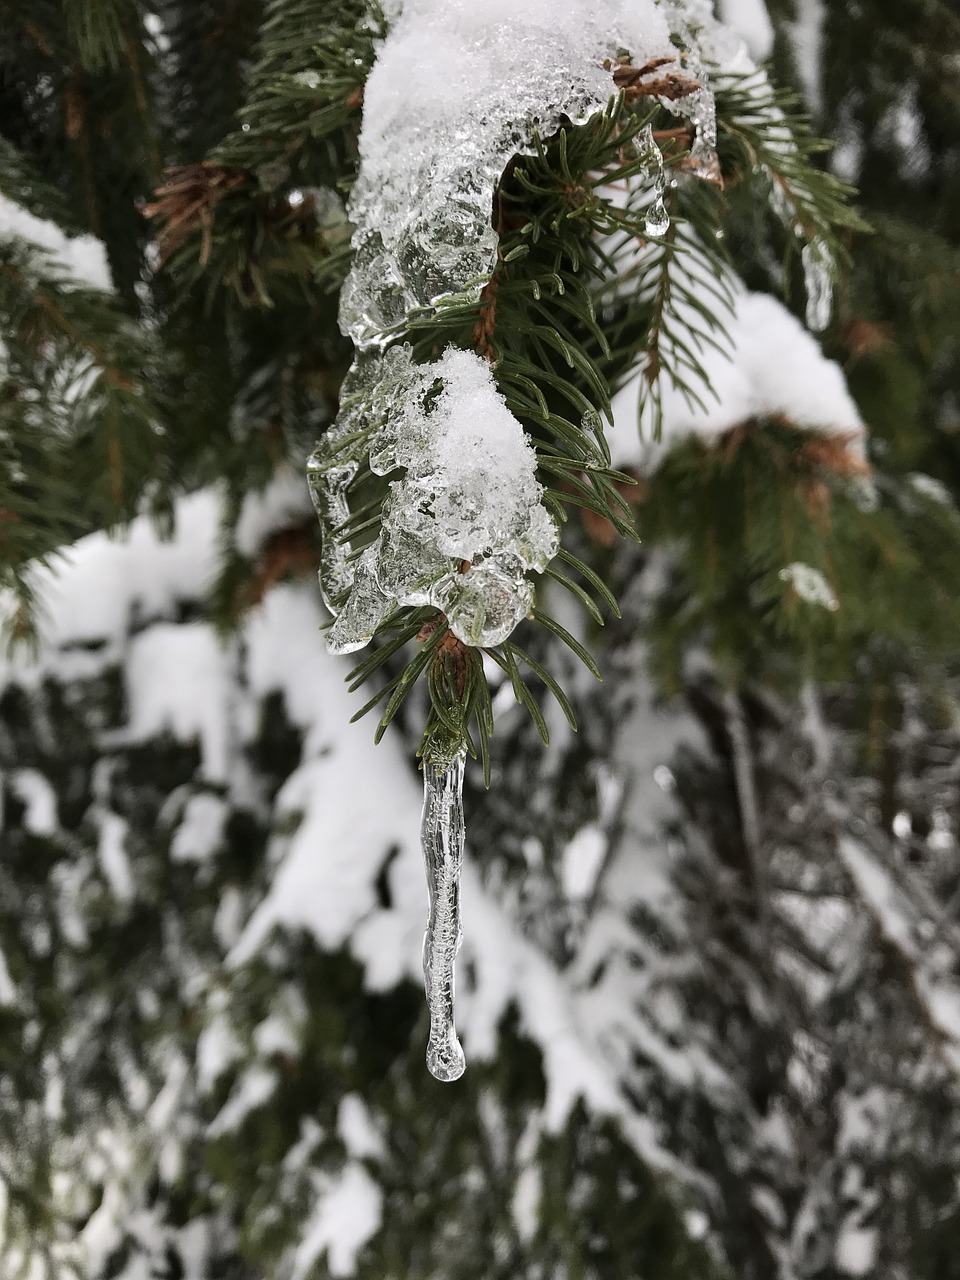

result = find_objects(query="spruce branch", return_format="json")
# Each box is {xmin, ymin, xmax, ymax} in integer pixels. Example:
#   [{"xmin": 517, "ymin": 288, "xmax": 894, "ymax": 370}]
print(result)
[{"xmin": 0, "ymin": 238, "xmax": 169, "ymax": 644}]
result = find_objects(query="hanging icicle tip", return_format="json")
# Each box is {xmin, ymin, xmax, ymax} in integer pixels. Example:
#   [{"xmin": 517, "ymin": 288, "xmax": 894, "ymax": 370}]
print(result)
[{"xmin": 420, "ymin": 752, "xmax": 468, "ymax": 1082}]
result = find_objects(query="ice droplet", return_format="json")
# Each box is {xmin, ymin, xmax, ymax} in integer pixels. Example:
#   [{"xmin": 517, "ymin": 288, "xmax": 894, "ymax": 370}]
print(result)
[
  {"xmin": 801, "ymin": 240, "xmax": 834, "ymax": 332},
  {"xmin": 441, "ymin": 558, "xmax": 535, "ymax": 647},
  {"xmin": 421, "ymin": 752, "xmax": 467, "ymax": 1083},
  {"xmin": 637, "ymin": 124, "xmax": 670, "ymax": 237},
  {"xmin": 645, "ymin": 198, "xmax": 670, "ymax": 238}
]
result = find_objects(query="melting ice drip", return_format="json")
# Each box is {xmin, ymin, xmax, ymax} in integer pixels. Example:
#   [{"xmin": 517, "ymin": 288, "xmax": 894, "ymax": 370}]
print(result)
[{"xmin": 421, "ymin": 752, "xmax": 467, "ymax": 1082}]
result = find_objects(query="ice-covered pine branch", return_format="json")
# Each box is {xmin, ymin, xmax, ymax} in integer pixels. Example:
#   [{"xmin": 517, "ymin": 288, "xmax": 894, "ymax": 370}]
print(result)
[
  {"xmin": 310, "ymin": 0, "xmax": 715, "ymax": 751},
  {"xmin": 307, "ymin": 0, "xmax": 856, "ymax": 761}
]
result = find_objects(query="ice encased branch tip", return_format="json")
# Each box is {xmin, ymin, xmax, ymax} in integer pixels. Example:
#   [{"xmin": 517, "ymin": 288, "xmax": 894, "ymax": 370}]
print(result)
[
  {"xmin": 315, "ymin": 0, "xmax": 742, "ymax": 658},
  {"xmin": 307, "ymin": 346, "xmax": 559, "ymax": 654}
]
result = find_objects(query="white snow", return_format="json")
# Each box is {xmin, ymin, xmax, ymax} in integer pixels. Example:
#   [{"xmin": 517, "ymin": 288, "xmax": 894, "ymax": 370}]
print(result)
[
  {"xmin": 338, "ymin": 1095, "xmax": 384, "ymax": 1160},
  {"xmin": 195, "ymin": 1011, "xmax": 244, "ymax": 1093},
  {"xmin": 717, "ymin": 0, "xmax": 774, "ymax": 62},
  {"xmin": 383, "ymin": 348, "xmax": 547, "ymax": 562},
  {"xmin": 610, "ymin": 291, "xmax": 863, "ymax": 466},
  {"xmin": 835, "ymin": 1224, "xmax": 878, "ymax": 1276},
  {"xmin": 292, "ymin": 1164, "xmax": 382, "ymax": 1279},
  {"xmin": 97, "ymin": 810, "xmax": 135, "ymax": 902},
  {"xmin": 788, "ymin": 0, "xmax": 825, "ymax": 114},
  {"xmin": 512, "ymin": 1162, "xmax": 542, "ymax": 1242},
  {"xmin": 561, "ymin": 823, "xmax": 608, "ymax": 902},
  {"xmin": 838, "ymin": 838, "xmax": 917, "ymax": 958},
  {"xmin": 170, "ymin": 793, "xmax": 227, "ymax": 862},
  {"xmin": 0, "ymin": 194, "xmax": 113, "ymax": 291},
  {"xmin": 122, "ymin": 623, "xmax": 235, "ymax": 782},
  {"xmin": 0, "ymin": 948, "xmax": 16, "ymax": 1006},
  {"xmin": 253, "ymin": 1012, "xmax": 302, "ymax": 1060},
  {"xmin": 909, "ymin": 473, "xmax": 953, "ymax": 506},
  {"xmin": 234, "ymin": 469, "xmax": 314, "ymax": 558},
  {"xmin": 779, "ymin": 563, "xmax": 840, "ymax": 612},
  {"xmin": 4, "ymin": 489, "xmax": 219, "ymax": 666},
  {"xmin": 207, "ymin": 1065, "xmax": 277, "ymax": 1137},
  {"xmin": 7, "ymin": 769, "xmax": 58, "ymax": 834}
]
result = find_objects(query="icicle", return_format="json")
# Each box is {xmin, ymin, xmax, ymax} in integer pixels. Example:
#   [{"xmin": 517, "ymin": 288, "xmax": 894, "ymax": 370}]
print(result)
[
  {"xmin": 420, "ymin": 752, "xmax": 467, "ymax": 1082},
  {"xmin": 660, "ymin": 2, "xmax": 721, "ymax": 184},
  {"xmin": 638, "ymin": 124, "xmax": 670, "ymax": 238},
  {"xmin": 309, "ymin": 459, "xmax": 358, "ymax": 612},
  {"xmin": 801, "ymin": 240, "xmax": 834, "ymax": 332},
  {"xmin": 644, "ymin": 198, "xmax": 670, "ymax": 238}
]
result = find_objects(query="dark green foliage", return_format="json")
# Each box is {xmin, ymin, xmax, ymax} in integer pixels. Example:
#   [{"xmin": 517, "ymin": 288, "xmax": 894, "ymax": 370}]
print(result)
[{"xmin": 2, "ymin": 2, "xmax": 960, "ymax": 1278}]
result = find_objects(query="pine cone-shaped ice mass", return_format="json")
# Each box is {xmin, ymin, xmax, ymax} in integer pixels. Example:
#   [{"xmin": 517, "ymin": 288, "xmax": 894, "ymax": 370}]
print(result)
[{"xmin": 311, "ymin": 0, "xmax": 726, "ymax": 655}]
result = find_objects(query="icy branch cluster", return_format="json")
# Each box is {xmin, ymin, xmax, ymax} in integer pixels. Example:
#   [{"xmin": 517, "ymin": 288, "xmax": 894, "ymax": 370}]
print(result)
[
  {"xmin": 309, "ymin": 345, "xmax": 558, "ymax": 651},
  {"xmin": 313, "ymin": 0, "xmax": 738, "ymax": 656},
  {"xmin": 341, "ymin": 0, "xmax": 692, "ymax": 343}
]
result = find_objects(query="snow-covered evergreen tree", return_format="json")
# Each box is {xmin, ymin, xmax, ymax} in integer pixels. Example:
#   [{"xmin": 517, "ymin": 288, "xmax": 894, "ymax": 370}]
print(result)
[{"xmin": 1, "ymin": 1, "xmax": 959, "ymax": 1277}]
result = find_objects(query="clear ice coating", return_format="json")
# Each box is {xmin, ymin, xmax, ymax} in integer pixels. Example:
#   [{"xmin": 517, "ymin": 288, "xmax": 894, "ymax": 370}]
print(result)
[
  {"xmin": 421, "ymin": 752, "xmax": 467, "ymax": 1082},
  {"xmin": 341, "ymin": 0, "xmax": 700, "ymax": 346},
  {"xmin": 310, "ymin": 1, "xmax": 739, "ymax": 662},
  {"xmin": 307, "ymin": 345, "xmax": 560, "ymax": 655}
]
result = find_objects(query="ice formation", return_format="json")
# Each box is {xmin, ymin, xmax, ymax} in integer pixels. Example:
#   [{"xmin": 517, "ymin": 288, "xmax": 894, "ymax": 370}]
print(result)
[
  {"xmin": 340, "ymin": 0, "xmax": 685, "ymax": 345},
  {"xmin": 307, "ymin": 345, "xmax": 559, "ymax": 652},
  {"xmin": 315, "ymin": 0, "xmax": 746, "ymax": 662},
  {"xmin": 420, "ymin": 754, "xmax": 467, "ymax": 1082}
]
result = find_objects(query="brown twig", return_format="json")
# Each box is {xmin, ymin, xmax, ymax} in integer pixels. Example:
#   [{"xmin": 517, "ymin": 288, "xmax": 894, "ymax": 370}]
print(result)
[
  {"xmin": 606, "ymin": 55, "xmax": 701, "ymax": 104},
  {"xmin": 142, "ymin": 162, "xmax": 250, "ymax": 267}
]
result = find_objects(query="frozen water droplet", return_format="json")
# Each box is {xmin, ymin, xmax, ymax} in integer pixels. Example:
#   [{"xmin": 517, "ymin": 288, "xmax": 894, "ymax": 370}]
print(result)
[
  {"xmin": 421, "ymin": 753, "xmax": 467, "ymax": 1083},
  {"xmin": 442, "ymin": 559, "xmax": 534, "ymax": 648},
  {"xmin": 634, "ymin": 124, "xmax": 670, "ymax": 237},
  {"xmin": 645, "ymin": 199, "xmax": 670, "ymax": 237},
  {"xmin": 802, "ymin": 240, "xmax": 833, "ymax": 332},
  {"xmin": 326, "ymin": 547, "xmax": 395, "ymax": 654}
]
